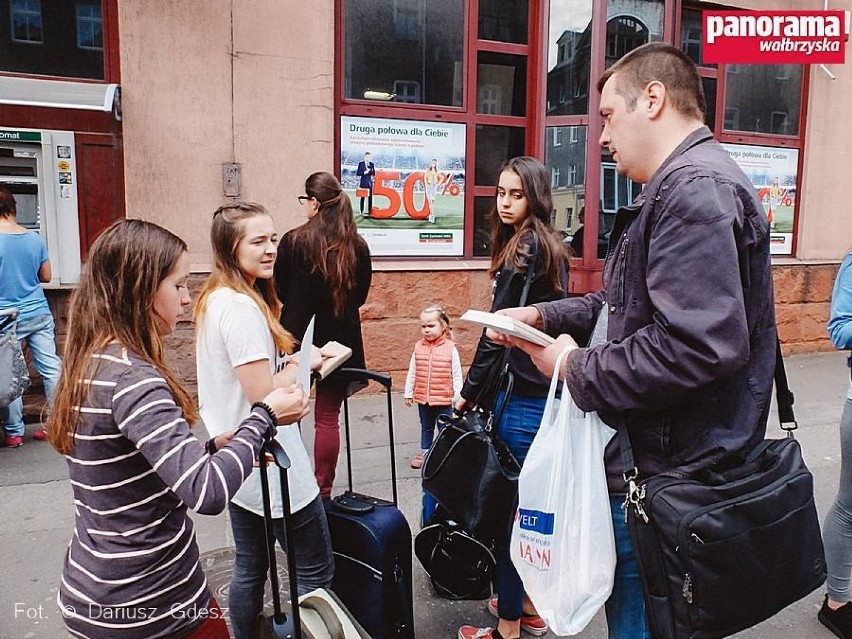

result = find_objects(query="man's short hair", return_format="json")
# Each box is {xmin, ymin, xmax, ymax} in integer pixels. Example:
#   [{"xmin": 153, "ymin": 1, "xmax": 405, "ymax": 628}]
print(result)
[
  {"xmin": 0, "ymin": 186, "xmax": 16, "ymax": 219},
  {"xmin": 597, "ymin": 42, "xmax": 706, "ymax": 122}
]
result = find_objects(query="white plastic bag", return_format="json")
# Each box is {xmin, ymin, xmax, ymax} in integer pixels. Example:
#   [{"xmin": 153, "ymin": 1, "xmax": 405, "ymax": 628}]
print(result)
[{"xmin": 510, "ymin": 348, "xmax": 616, "ymax": 636}]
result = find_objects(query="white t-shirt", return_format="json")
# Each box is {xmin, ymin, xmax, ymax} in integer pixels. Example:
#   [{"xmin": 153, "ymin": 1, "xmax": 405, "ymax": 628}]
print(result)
[{"xmin": 196, "ymin": 287, "xmax": 318, "ymax": 516}]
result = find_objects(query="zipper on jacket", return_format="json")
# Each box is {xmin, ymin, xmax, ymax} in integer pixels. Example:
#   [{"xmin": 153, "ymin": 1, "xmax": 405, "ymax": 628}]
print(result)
[{"xmin": 610, "ymin": 235, "xmax": 629, "ymax": 314}]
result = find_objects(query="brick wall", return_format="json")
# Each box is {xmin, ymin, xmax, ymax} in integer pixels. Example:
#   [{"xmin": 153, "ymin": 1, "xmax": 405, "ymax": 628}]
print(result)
[{"xmin": 23, "ymin": 261, "xmax": 840, "ymax": 416}]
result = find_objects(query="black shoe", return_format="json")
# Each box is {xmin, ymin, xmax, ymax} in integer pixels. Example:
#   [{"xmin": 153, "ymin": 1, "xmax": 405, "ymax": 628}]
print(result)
[{"xmin": 819, "ymin": 595, "xmax": 852, "ymax": 638}]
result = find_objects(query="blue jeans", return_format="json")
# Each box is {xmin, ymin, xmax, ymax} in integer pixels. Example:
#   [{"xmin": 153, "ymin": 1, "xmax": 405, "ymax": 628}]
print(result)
[
  {"xmin": 605, "ymin": 497, "xmax": 651, "ymax": 638},
  {"xmin": 1, "ymin": 313, "xmax": 61, "ymax": 437},
  {"xmin": 419, "ymin": 403, "xmax": 452, "ymax": 525},
  {"xmin": 417, "ymin": 403, "xmax": 452, "ymax": 450},
  {"xmin": 494, "ymin": 393, "xmax": 547, "ymax": 621},
  {"xmin": 228, "ymin": 497, "xmax": 335, "ymax": 639}
]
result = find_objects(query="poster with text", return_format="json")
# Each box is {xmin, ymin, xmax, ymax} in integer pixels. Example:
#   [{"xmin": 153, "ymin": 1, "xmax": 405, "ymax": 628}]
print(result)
[
  {"xmin": 722, "ymin": 143, "xmax": 798, "ymax": 255},
  {"xmin": 341, "ymin": 116, "xmax": 466, "ymax": 256}
]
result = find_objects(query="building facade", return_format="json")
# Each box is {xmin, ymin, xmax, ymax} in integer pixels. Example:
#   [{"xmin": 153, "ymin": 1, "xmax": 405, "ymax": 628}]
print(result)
[{"xmin": 2, "ymin": 0, "xmax": 849, "ymax": 390}]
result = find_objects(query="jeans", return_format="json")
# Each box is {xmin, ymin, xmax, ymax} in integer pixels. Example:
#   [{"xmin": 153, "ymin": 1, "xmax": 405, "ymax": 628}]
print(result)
[
  {"xmin": 824, "ymin": 396, "xmax": 852, "ymax": 602},
  {"xmin": 417, "ymin": 403, "xmax": 452, "ymax": 450},
  {"xmin": 1, "ymin": 313, "xmax": 61, "ymax": 437},
  {"xmin": 314, "ymin": 381, "xmax": 347, "ymax": 499},
  {"xmin": 494, "ymin": 393, "xmax": 547, "ymax": 621},
  {"xmin": 604, "ymin": 497, "xmax": 651, "ymax": 639},
  {"xmin": 228, "ymin": 497, "xmax": 334, "ymax": 639}
]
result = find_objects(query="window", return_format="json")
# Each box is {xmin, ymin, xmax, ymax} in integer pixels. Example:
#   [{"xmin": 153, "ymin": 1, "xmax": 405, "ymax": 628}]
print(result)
[
  {"xmin": 724, "ymin": 64, "xmax": 802, "ymax": 135},
  {"xmin": 10, "ymin": 0, "xmax": 42, "ymax": 43},
  {"xmin": 545, "ymin": 126, "xmax": 588, "ymax": 238},
  {"xmin": 606, "ymin": 16, "xmax": 650, "ymax": 62},
  {"xmin": 345, "ymin": 0, "xmax": 463, "ymax": 106},
  {"xmin": 568, "ymin": 163, "xmax": 578, "ymax": 184},
  {"xmin": 546, "ymin": 0, "xmax": 592, "ymax": 115},
  {"xmin": 76, "ymin": 2, "xmax": 102, "ymax": 50},
  {"xmin": 2, "ymin": 0, "xmax": 106, "ymax": 78},
  {"xmin": 477, "ymin": 52, "xmax": 527, "ymax": 116},
  {"xmin": 551, "ymin": 166, "xmax": 560, "ymax": 187},
  {"xmin": 478, "ymin": 0, "xmax": 527, "ymax": 43},
  {"xmin": 393, "ymin": 81, "xmax": 421, "ymax": 104},
  {"xmin": 569, "ymin": 125, "xmax": 578, "ymax": 143},
  {"xmin": 553, "ymin": 127, "xmax": 562, "ymax": 147}
]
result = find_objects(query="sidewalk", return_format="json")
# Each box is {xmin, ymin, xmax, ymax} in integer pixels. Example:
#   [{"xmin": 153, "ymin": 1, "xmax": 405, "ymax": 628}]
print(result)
[{"xmin": 0, "ymin": 351, "xmax": 848, "ymax": 638}]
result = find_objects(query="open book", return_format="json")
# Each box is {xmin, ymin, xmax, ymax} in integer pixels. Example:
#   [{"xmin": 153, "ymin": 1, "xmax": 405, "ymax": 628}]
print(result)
[
  {"xmin": 460, "ymin": 309, "xmax": 555, "ymax": 347},
  {"xmin": 315, "ymin": 341, "xmax": 353, "ymax": 381}
]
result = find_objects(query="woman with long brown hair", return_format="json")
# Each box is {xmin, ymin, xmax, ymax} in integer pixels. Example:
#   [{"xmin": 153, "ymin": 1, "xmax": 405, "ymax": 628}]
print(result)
[
  {"xmin": 194, "ymin": 201, "xmax": 335, "ymax": 639},
  {"xmin": 49, "ymin": 219, "xmax": 304, "ymax": 639},
  {"xmin": 455, "ymin": 156, "xmax": 567, "ymax": 639},
  {"xmin": 275, "ymin": 171, "xmax": 372, "ymax": 498}
]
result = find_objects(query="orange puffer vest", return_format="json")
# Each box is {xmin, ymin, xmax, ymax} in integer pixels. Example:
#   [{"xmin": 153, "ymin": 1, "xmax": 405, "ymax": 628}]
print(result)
[{"xmin": 413, "ymin": 335, "xmax": 455, "ymax": 405}]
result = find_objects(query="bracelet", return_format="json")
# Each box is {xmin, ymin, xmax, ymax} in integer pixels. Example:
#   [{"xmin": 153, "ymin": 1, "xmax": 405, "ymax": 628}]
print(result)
[
  {"xmin": 204, "ymin": 437, "xmax": 218, "ymax": 456},
  {"xmin": 251, "ymin": 401, "xmax": 277, "ymax": 429}
]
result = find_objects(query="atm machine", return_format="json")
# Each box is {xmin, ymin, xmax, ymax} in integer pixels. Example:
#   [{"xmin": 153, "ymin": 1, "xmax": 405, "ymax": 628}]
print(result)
[{"xmin": 0, "ymin": 129, "xmax": 82, "ymax": 284}]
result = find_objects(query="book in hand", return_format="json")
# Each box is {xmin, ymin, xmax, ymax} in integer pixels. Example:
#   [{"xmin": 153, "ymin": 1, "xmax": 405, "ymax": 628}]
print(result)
[
  {"xmin": 460, "ymin": 309, "xmax": 555, "ymax": 347},
  {"xmin": 315, "ymin": 341, "xmax": 353, "ymax": 380}
]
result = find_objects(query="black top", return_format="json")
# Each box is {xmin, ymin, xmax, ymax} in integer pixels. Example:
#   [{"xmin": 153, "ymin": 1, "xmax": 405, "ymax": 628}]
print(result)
[
  {"xmin": 275, "ymin": 232, "xmax": 372, "ymax": 383},
  {"xmin": 461, "ymin": 231, "xmax": 565, "ymax": 402}
]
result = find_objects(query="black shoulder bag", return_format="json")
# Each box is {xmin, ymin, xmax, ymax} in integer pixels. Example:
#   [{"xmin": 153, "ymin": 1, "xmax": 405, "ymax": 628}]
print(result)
[
  {"xmin": 620, "ymin": 339, "xmax": 826, "ymax": 639},
  {"xmin": 420, "ymin": 234, "xmax": 538, "ymax": 544}
]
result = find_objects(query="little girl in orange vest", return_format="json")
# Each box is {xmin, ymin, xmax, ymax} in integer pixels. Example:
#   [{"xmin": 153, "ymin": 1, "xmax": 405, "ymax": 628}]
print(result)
[{"xmin": 404, "ymin": 304, "xmax": 463, "ymax": 470}]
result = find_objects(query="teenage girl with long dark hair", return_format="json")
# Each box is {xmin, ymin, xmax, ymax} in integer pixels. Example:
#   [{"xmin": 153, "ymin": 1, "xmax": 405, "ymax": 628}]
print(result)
[
  {"xmin": 276, "ymin": 171, "xmax": 373, "ymax": 499},
  {"xmin": 456, "ymin": 157, "xmax": 567, "ymax": 639}
]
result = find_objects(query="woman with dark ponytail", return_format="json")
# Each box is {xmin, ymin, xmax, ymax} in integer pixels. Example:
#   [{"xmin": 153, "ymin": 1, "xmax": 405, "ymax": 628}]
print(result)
[{"xmin": 276, "ymin": 171, "xmax": 373, "ymax": 498}]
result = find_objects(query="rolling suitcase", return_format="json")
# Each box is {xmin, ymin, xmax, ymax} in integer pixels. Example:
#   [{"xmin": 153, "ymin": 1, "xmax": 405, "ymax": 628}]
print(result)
[
  {"xmin": 258, "ymin": 438, "xmax": 369, "ymax": 639},
  {"xmin": 322, "ymin": 368, "xmax": 415, "ymax": 639}
]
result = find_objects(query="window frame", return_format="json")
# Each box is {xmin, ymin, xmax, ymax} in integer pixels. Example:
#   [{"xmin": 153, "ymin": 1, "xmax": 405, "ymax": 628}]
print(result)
[
  {"xmin": 10, "ymin": 0, "xmax": 43, "ymax": 44},
  {"xmin": 75, "ymin": 2, "xmax": 104, "ymax": 51}
]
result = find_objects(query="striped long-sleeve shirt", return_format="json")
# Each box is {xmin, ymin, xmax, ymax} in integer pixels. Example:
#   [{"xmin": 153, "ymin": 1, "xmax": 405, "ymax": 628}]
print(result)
[{"xmin": 58, "ymin": 344, "xmax": 272, "ymax": 639}]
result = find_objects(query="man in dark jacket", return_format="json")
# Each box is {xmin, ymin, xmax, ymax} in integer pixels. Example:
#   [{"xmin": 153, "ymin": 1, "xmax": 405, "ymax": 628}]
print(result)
[
  {"xmin": 355, "ymin": 151, "xmax": 375, "ymax": 216},
  {"xmin": 495, "ymin": 43, "xmax": 776, "ymax": 637}
]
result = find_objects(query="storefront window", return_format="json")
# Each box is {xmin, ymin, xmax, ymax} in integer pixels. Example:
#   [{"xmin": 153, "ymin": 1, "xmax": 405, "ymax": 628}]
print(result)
[
  {"xmin": 605, "ymin": 0, "xmax": 664, "ymax": 68},
  {"xmin": 478, "ymin": 0, "xmax": 527, "ymax": 44},
  {"xmin": 344, "ymin": 0, "xmax": 464, "ymax": 106},
  {"xmin": 473, "ymin": 196, "xmax": 494, "ymax": 257},
  {"xmin": 545, "ymin": 125, "xmax": 587, "ymax": 239},
  {"xmin": 723, "ymin": 64, "xmax": 802, "ymax": 135},
  {"xmin": 474, "ymin": 125, "xmax": 525, "ymax": 185},
  {"xmin": 0, "ymin": 0, "xmax": 105, "ymax": 78},
  {"xmin": 546, "ymin": 0, "xmax": 592, "ymax": 115},
  {"xmin": 477, "ymin": 52, "xmax": 527, "ymax": 116},
  {"xmin": 679, "ymin": 7, "xmax": 715, "ymax": 67}
]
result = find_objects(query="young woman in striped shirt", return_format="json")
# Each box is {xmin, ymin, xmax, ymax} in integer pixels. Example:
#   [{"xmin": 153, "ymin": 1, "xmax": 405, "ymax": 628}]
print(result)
[
  {"xmin": 194, "ymin": 202, "xmax": 335, "ymax": 639},
  {"xmin": 48, "ymin": 219, "xmax": 308, "ymax": 639}
]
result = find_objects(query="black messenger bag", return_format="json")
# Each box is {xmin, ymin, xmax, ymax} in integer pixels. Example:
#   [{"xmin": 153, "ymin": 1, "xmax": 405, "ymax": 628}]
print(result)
[{"xmin": 620, "ymin": 341, "xmax": 826, "ymax": 639}]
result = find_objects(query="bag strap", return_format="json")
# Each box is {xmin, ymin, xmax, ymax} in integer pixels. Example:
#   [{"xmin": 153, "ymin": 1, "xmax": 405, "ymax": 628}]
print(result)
[
  {"xmin": 618, "ymin": 335, "xmax": 796, "ymax": 482},
  {"xmin": 473, "ymin": 232, "xmax": 538, "ymax": 413}
]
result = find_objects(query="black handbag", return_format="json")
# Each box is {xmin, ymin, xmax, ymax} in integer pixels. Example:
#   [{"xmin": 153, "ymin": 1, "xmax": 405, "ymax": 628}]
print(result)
[
  {"xmin": 421, "ymin": 233, "xmax": 540, "ymax": 541},
  {"xmin": 414, "ymin": 514, "xmax": 496, "ymax": 600},
  {"xmin": 620, "ymin": 340, "xmax": 826, "ymax": 639}
]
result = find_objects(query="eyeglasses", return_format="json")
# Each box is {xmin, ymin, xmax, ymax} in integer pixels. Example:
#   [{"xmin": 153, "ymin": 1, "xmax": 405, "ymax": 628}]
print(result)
[{"xmin": 298, "ymin": 195, "xmax": 313, "ymax": 205}]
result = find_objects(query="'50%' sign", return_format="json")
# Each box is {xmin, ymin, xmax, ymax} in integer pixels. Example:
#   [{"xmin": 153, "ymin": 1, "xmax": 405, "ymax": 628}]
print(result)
[{"xmin": 357, "ymin": 171, "xmax": 461, "ymax": 219}]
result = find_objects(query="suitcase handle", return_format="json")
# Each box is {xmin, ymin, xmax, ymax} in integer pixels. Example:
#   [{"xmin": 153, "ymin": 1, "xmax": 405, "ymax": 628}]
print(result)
[
  {"xmin": 337, "ymin": 368, "xmax": 399, "ymax": 506},
  {"xmin": 259, "ymin": 439, "xmax": 302, "ymax": 639}
]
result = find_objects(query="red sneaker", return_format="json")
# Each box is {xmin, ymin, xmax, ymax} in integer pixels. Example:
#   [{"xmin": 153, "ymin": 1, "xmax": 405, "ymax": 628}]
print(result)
[
  {"xmin": 4, "ymin": 436, "xmax": 23, "ymax": 448},
  {"xmin": 458, "ymin": 627, "xmax": 501, "ymax": 639},
  {"xmin": 487, "ymin": 596, "xmax": 549, "ymax": 636},
  {"xmin": 33, "ymin": 428, "xmax": 47, "ymax": 441}
]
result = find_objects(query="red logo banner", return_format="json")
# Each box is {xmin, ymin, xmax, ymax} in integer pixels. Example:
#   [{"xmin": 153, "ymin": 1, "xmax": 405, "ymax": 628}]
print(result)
[{"xmin": 703, "ymin": 11, "xmax": 846, "ymax": 64}]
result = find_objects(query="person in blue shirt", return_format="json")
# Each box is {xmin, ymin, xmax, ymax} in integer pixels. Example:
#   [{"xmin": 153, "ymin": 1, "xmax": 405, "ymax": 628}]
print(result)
[
  {"xmin": 820, "ymin": 250, "xmax": 852, "ymax": 638},
  {"xmin": 0, "ymin": 186, "xmax": 61, "ymax": 447}
]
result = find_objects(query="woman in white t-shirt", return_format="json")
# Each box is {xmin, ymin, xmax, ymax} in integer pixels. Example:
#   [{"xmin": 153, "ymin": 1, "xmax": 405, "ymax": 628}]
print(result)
[{"xmin": 194, "ymin": 202, "xmax": 334, "ymax": 639}]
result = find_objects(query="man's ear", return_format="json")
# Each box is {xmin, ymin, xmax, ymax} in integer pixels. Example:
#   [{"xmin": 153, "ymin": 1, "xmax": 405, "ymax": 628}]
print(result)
[{"xmin": 645, "ymin": 81, "xmax": 666, "ymax": 120}]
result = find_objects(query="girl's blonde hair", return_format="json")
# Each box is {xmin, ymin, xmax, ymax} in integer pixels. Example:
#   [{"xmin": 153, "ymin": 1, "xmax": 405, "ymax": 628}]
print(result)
[
  {"xmin": 421, "ymin": 304, "xmax": 452, "ymax": 339},
  {"xmin": 194, "ymin": 202, "xmax": 295, "ymax": 354},
  {"xmin": 48, "ymin": 220, "xmax": 197, "ymax": 455}
]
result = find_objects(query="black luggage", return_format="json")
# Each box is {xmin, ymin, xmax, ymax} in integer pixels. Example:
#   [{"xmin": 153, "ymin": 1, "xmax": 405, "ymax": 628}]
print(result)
[
  {"xmin": 323, "ymin": 368, "xmax": 415, "ymax": 639},
  {"xmin": 257, "ymin": 438, "xmax": 369, "ymax": 639}
]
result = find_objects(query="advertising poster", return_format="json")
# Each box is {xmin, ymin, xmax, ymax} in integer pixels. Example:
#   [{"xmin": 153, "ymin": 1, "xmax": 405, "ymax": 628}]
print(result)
[
  {"xmin": 341, "ymin": 116, "xmax": 466, "ymax": 257},
  {"xmin": 722, "ymin": 143, "xmax": 798, "ymax": 254}
]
